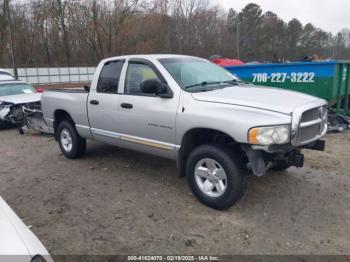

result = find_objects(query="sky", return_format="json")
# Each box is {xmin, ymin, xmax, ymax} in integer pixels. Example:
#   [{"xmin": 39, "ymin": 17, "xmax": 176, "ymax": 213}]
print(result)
[{"xmin": 213, "ymin": 0, "xmax": 350, "ymax": 34}]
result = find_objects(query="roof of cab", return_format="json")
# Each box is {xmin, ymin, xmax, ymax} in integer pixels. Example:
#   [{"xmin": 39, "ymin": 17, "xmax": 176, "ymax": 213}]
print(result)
[{"xmin": 101, "ymin": 54, "xmax": 205, "ymax": 63}]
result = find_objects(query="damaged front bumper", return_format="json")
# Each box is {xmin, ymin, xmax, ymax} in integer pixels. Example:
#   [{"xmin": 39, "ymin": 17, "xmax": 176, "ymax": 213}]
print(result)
[
  {"xmin": 242, "ymin": 140, "xmax": 326, "ymax": 177},
  {"xmin": 0, "ymin": 100, "xmax": 52, "ymax": 134},
  {"xmin": 0, "ymin": 101, "xmax": 23, "ymax": 127}
]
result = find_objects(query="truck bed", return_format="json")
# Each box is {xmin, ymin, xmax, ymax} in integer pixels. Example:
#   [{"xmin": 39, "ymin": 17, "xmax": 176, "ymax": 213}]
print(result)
[{"xmin": 41, "ymin": 88, "xmax": 90, "ymax": 134}]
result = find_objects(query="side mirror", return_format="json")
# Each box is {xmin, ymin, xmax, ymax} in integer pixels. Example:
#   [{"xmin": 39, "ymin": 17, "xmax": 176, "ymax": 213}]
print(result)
[
  {"xmin": 84, "ymin": 85, "xmax": 90, "ymax": 92},
  {"xmin": 140, "ymin": 79, "xmax": 173, "ymax": 98}
]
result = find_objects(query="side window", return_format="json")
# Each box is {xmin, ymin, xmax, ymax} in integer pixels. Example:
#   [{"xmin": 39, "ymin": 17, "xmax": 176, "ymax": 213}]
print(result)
[
  {"xmin": 97, "ymin": 60, "xmax": 124, "ymax": 93},
  {"xmin": 124, "ymin": 63, "xmax": 160, "ymax": 95}
]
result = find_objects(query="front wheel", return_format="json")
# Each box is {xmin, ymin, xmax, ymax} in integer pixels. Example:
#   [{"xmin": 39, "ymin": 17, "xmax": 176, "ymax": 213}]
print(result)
[
  {"xmin": 57, "ymin": 120, "xmax": 86, "ymax": 159},
  {"xmin": 186, "ymin": 144, "xmax": 247, "ymax": 210}
]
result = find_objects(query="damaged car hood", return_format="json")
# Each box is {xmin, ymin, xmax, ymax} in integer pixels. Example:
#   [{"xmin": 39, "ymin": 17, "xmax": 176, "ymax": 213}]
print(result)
[{"xmin": 0, "ymin": 93, "xmax": 41, "ymax": 105}]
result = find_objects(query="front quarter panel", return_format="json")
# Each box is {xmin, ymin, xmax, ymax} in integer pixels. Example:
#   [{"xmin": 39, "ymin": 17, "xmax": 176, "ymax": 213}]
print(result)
[{"xmin": 176, "ymin": 92, "xmax": 292, "ymax": 145}]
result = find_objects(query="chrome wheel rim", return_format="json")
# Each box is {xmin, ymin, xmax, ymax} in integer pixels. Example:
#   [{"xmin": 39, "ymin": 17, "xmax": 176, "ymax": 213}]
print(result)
[
  {"xmin": 194, "ymin": 158, "xmax": 227, "ymax": 198},
  {"xmin": 60, "ymin": 129, "xmax": 73, "ymax": 152}
]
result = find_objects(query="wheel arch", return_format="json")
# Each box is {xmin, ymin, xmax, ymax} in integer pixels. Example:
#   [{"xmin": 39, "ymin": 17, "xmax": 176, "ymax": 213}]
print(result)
[
  {"xmin": 53, "ymin": 109, "xmax": 74, "ymax": 140},
  {"xmin": 177, "ymin": 127, "xmax": 246, "ymax": 177}
]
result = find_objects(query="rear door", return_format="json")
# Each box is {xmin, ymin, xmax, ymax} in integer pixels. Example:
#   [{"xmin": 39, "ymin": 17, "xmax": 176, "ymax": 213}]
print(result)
[{"xmin": 88, "ymin": 59, "xmax": 125, "ymax": 144}]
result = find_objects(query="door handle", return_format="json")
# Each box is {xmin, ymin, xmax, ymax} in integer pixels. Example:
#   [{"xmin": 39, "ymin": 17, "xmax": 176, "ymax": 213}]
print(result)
[
  {"xmin": 121, "ymin": 103, "xmax": 133, "ymax": 109},
  {"xmin": 90, "ymin": 100, "xmax": 99, "ymax": 105}
]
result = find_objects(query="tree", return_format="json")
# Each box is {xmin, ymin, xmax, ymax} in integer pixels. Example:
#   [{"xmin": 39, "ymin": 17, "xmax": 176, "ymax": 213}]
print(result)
[
  {"xmin": 51, "ymin": 0, "xmax": 71, "ymax": 65},
  {"xmin": 0, "ymin": 0, "xmax": 8, "ymax": 65},
  {"xmin": 340, "ymin": 28, "xmax": 350, "ymax": 48},
  {"xmin": 0, "ymin": 0, "xmax": 349, "ymax": 67},
  {"xmin": 287, "ymin": 18, "xmax": 303, "ymax": 60},
  {"xmin": 238, "ymin": 3, "xmax": 263, "ymax": 61},
  {"xmin": 260, "ymin": 11, "xmax": 287, "ymax": 62}
]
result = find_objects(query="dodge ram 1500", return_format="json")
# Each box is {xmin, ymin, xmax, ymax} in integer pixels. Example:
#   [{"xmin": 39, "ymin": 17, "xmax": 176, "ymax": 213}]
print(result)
[{"xmin": 42, "ymin": 55, "xmax": 328, "ymax": 209}]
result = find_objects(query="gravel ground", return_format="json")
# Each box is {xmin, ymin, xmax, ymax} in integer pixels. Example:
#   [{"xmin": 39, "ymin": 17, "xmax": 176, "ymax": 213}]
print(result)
[{"xmin": 0, "ymin": 128, "xmax": 350, "ymax": 255}]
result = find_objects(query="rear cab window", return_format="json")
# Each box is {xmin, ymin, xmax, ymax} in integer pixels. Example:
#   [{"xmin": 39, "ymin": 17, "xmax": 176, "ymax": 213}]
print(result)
[{"xmin": 97, "ymin": 60, "xmax": 124, "ymax": 94}]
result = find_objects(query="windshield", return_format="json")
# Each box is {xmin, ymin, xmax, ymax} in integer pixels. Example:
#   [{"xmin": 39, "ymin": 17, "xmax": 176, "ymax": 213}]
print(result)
[
  {"xmin": 159, "ymin": 57, "xmax": 241, "ymax": 92},
  {"xmin": 0, "ymin": 82, "xmax": 36, "ymax": 96}
]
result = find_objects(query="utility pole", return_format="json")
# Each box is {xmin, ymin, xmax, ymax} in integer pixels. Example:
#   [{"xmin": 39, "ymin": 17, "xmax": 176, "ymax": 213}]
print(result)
[
  {"xmin": 4, "ymin": 0, "xmax": 18, "ymax": 79},
  {"xmin": 236, "ymin": 22, "xmax": 240, "ymax": 60}
]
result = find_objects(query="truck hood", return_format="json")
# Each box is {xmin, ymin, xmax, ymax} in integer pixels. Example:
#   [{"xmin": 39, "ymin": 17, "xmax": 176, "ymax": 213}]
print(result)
[
  {"xmin": 0, "ymin": 93, "xmax": 41, "ymax": 105},
  {"xmin": 191, "ymin": 85, "xmax": 321, "ymax": 115}
]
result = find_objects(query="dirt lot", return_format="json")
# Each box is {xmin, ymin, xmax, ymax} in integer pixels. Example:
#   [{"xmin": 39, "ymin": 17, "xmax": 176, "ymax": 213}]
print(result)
[{"xmin": 0, "ymin": 128, "xmax": 350, "ymax": 255}]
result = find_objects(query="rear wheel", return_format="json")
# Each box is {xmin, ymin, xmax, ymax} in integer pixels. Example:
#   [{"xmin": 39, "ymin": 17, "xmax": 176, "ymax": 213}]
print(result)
[
  {"xmin": 57, "ymin": 120, "xmax": 86, "ymax": 159},
  {"xmin": 186, "ymin": 144, "xmax": 247, "ymax": 210}
]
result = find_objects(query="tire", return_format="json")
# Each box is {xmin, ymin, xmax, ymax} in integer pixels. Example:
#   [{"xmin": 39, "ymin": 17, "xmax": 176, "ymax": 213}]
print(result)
[
  {"xmin": 186, "ymin": 144, "xmax": 247, "ymax": 210},
  {"xmin": 271, "ymin": 161, "xmax": 292, "ymax": 171},
  {"xmin": 57, "ymin": 120, "xmax": 86, "ymax": 159}
]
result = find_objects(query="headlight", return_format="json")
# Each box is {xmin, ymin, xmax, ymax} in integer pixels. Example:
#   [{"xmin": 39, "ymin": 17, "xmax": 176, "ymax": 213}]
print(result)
[{"xmin": 248, "ymin": 125, "xmax": 290, "ymax": 145}]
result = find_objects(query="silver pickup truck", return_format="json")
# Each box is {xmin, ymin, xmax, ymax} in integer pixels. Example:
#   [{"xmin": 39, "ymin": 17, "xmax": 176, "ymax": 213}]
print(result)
[{"xmin": 42, "ymin": 55, "xmax": 328, "ymax": 210}]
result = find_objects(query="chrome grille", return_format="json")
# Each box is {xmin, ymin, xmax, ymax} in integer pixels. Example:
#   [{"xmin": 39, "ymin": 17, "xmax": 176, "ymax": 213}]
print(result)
[
  {"xmin": 299, "ymin": 123, "xmax": 322, "ymax": 142},
  {"xmin": 298, "ymin": 106, "xmax": 327, "ymax": 144},
  {"xmin": 301, "ymin": 108, "xmax": 320, "ymax": 123}
]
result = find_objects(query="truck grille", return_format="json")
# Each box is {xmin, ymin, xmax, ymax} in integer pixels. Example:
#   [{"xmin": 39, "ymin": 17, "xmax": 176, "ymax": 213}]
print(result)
[
  {"xmin": 298, "ymin": 106, "xmax": 327, "ymax": 144},
  {"xmin": 301, "ymin": 108, "xmax": 320, "ymax": 122}
]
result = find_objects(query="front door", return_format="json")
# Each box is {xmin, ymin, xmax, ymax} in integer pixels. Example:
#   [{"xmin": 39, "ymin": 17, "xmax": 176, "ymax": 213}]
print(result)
[{"xmin": 118, "ymin": 59, "xmax": 179, "ymax": 158}]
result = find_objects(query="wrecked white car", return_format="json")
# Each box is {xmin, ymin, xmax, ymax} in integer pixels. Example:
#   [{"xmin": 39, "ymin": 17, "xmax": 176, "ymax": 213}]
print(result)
[
  {"xmin": 0, "ymin": 68, "xmax": 13, "ymax": 79},
  {"xmin": 0, "ymin": 79, "xmax": 50, "ymax": 133}
]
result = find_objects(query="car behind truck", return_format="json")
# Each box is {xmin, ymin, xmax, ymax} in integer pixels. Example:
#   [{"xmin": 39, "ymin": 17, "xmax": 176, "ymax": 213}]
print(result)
[{"xmin": 41, "ymin": 55, "xmax": 328, "ymax": 210}]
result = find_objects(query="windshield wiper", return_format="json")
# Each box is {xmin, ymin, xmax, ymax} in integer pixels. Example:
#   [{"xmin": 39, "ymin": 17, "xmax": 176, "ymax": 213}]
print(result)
[
  {"xmin": 223, "ymin": 79, "xmax": 250, "ymax": 85},
  {"xmin": 185, "ymin": 81, "xmax": 221, "ymax": 90},
  {"xmin": 222, "ymin": 79, "xmax": 240, "ymax": 84}
]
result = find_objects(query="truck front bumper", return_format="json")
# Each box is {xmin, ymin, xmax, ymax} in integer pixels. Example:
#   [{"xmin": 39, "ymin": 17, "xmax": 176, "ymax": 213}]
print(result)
[
  {"xmin": 301, "ymin": 140, "xmax": 326, "ymax": 151},
  {"xmin": 242, "ymin": 140, "xmax": 325, "ymax": 177}
]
